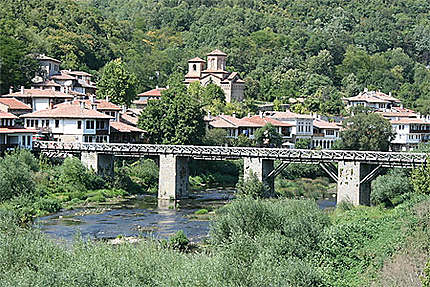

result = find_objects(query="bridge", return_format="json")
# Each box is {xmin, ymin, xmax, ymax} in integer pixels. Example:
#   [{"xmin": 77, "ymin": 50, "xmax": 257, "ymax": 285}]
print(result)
[{"xmin": 33, "ymin": 141, "xmax": 428, "ymax": 206}]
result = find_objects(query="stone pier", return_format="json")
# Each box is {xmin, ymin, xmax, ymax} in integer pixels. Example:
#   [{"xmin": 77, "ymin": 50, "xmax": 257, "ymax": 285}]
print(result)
[
  {"xmin": 243, "ymin": 157, "xmax": 275, "ymax": 193},
  {"xmin": 81, "ymin": 152, "xmax": 114, "ymax": 177},
  {"xmin": 158, "ymin": 154, "xmax": 189, "ymax": 200},
  {"xmin": 337, "ymin": 161, "xmax": 372, "ymax": 205}
]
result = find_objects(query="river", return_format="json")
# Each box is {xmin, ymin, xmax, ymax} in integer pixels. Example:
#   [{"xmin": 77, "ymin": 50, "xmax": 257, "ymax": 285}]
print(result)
[{"xmin": 35, "ymin": 189, "xmax": 336, "ymax": 243}]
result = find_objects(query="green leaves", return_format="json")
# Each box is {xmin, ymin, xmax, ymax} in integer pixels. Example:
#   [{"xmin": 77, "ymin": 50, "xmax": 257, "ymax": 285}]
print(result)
[
  {"xmin": 339, "ymin": 112, "xmax": 395, "ymax": 151},
  {"xmin": 138, "ymin": 73, "xmax": 205, "ymax": 145},
  {"xmin": 97, "ymin": 58, "xmax": 137, "ymax": 107}
]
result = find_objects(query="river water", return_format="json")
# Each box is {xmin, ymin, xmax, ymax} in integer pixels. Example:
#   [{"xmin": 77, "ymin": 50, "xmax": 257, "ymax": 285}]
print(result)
[{"xmin": 35, "ymin": 189, "xmax": 336, "ymax": 243}]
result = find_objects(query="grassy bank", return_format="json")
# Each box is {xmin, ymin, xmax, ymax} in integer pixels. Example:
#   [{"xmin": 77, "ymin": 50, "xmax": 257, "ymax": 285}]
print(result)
[{"xmin": 0, "ymin": 195, "xmax": 429, "ymax": 286}]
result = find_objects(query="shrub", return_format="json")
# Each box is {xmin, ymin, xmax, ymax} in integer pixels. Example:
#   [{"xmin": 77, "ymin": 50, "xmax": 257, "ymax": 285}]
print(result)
[
  {"xmin": 371, "ymin": 169, "xmax": 413, "ymax": 207},
  {"xmin": 168, "ymin": 230, "xmax": 190, "ymax": 251},
  {"xmin": 210, "ymin": 198, "xmax": 329, "ymax": 258},
  {"xmin": 422, "ymin": 260, "xmax": 430, "ymax": 287},
  {"xmin": 194, "ymin": 208, "xmax": 208, "ymax": 215},
  {"xmin": 0, "ymin": 150, "xmax": 36, "ymax": 201},
  {"xmin": 412, "ymin": 161, "xmax": 430, "ymax": 195},
  {"xmin": 236, "ymin": 173, "xmax": 270, "ymax": 198}
]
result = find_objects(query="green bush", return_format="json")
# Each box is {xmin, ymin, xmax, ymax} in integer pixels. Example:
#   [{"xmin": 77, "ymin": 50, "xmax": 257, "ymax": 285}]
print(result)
[
  {"xmin": 0, "ymin": 150, "xmax": 36, "ymax": 201},
  {"xmin": 236, "ymin": 173, "xmax": 270, "ymax": 198},
  {"xmin": 210, "ymin": 198, "xmax": 329, "ymax": 257},
  {"xmin": 168, "ymin": 230, "xmax": 190, "ymax": 251},
  {"xmin": 194, "ymin": 208, "xmax": 208, "ymax": 215},
  {"xmin": 422, "ymin": 260, "xmax": 430, "ymax": 287},
  {"xmin": 371, "ymin": 169, "xmax": 413, "ymax": 207},
  {"xmin": 114, "ymin": 159, "xmax": 158, "ymax": 193}
]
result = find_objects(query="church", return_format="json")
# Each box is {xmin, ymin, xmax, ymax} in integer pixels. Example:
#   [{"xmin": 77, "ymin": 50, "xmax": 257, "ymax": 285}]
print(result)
[{"xmin": 184, "ymin": 49, "xmax": 245, "ymax": 102}]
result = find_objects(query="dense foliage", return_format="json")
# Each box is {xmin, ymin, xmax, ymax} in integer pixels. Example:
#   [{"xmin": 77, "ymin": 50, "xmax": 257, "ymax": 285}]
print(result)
[
  {"xmin": 2, "ymin": 0, "xmax": 430, "ymax": 114},
  {"xmin": 371, "ymin": 169, "xmax": 413, "ymax": 207},
  {"xmin": 97, "ymin": 58, "xmax": 137, "ymax": 106},
  {"xmin": 254, "ymin": 123, "xmax": 282, "ymax": 148},
  {"xmin": 138, "ymin": 73, "xmax": 205, "ymax": 145},
  {"xmin": 339, "ymin": 112, "xmax": 395, "ymax": 151}
]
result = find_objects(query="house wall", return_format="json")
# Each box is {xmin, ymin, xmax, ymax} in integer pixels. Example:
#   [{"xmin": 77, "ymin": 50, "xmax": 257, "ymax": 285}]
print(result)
[{"xmin": 33, "ymin": 98, "xmax": 50, "ymax": 111}]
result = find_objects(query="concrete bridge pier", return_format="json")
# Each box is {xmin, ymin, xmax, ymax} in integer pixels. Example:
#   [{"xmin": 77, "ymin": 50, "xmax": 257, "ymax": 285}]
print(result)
[
  {"xmin": 337, "ymin": 161, "xmax": 379, "ymax": 205},
  {"xmin": 158, "ymin": 154, "xmax": 189, "ymax": 200},
  {"xmin": 243, "ymin": 157, "xmax": 275, "ymax": 194},
  {"xmin": 81, "ymin": 152, "xmax": 114, "ymax": 177}
]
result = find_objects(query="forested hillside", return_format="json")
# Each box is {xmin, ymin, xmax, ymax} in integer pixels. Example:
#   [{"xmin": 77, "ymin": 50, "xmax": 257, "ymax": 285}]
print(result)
[{"xmin": 1, "ymin": 0, "xmax": 430, "ymax": 114}]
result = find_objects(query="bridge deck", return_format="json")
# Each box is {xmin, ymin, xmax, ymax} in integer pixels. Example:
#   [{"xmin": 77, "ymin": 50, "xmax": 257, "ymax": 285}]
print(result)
[{"xmin": 33, "ymin": 141, "xmax": 428, "ymax": 168}]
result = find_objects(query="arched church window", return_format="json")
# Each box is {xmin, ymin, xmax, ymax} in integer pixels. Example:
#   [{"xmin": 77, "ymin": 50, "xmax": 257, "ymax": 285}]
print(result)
[{"xmin": 193, "ymin": 64, "xmax": 196, "ymax": 71}]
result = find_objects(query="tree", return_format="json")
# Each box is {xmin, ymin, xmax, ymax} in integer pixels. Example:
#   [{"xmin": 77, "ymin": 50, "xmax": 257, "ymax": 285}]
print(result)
[
  {"xmin": 254, "ymin": 123, "xmax": 282, "ymax": 148},
  {"xmin": 371, "ymin": 169, "xmax": 413, "ymax": 207},
  {"xmin": 295, "ymin": 138, "xmax": 312, "ymax": 149},
  {"xmin": 339, "ymin": 112, "xmax": 395, "ymax": 151},
  {"xmin": 138, "ymin": 72, "xmax": 205, "ymax": 145},
  {"xmin": 0, "ymin": 36, "xmax": 39, "ymax": 94},
  {"xmin": 203, "ymin": 128, "xmax": 229, "ymax": 146},
  {"xmin": 97, "ymin": 58, "xmax": 137, "ymax": 107}
]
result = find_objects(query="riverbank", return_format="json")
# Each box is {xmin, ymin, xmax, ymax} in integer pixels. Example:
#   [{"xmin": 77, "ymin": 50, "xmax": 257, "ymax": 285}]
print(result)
[{"xmin": 1, "ymin": 195, "xmax": 429, "ymax": 286}]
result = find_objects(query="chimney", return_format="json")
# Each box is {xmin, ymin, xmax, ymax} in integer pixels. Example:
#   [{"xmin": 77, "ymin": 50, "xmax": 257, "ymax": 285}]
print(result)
[
  {"xmin": 247, "ymin": 112, "xmax": 251, "ymax": 117},
  {"xmin": 122, "ymin": 105, "xmax": 126, "ymax": 113},
  {"xmin": 9, "ymin": 87, "xmax": 12, "ymax": 94},
  {"xmin": 51, "ymin": 86, "xmax": 55, "ymax": 91},
  {"xmin": 90, "ymin": 95, "xmax": 95, "ymax": 103},
  {"xmin": 389, "ymin": 92, "xmax": 392, "ymax": 97},
  {"xmin": 91, "ymin": 103, "xmax": 97, "ymax": 110},
  {"xmin": 80, "ymin": 101, "xmax": 85, "ymax": 109},
  {"xmin": 232, "ymin": 113, "xmax": 236, "ymax": 118},
  {"xmin": 105, "ymin": 95, "xmax": 109, "ymax": 102},
  {"xmin": 20, "ymin": 86, "xmax": 24, "ymax": 94},
  {"xmin": 259, "ymin": 111, "xmax": 263, "ymax": 118}
]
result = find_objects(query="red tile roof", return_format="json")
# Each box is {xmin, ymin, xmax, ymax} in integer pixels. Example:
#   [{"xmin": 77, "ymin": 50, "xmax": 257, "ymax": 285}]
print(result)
[
  {"xmin": 0, "ymin": 111, "xmax": 18, "ymax": 119},
  {"xmin": 120, "ymin": 113, "xmax": 139, "ymax": 126},
  {"xmin": 5, "ymin": 89, "xmax": 74, "ymax": 99},
  {"xmin": 137, "ymin": 88, "xmax": 166, "ymax": 97},
  {"xmin": 50, "ymin": 73, "xmax": 76, "ymax": 80},
  {"xmin": 0, "ymin": 127, "xmax": 38, "ymax": 134},
  {"xmin": 0, "ymin": 98, "xmax": 31, "ymax": 110},
  {"xmin": 209, "ymin": 115, "xmax": 262, "ymax": 128},
  {"xmin": 207, "ymin": 49, "xmax": 227, "ymax": 56},
  {"xmin": 34, "ymin": 80, "xmax": 61, "ymax": 87},
  {"xmin": 62, "ymin": 70, "xmax": 92, "ymax": 77},
  {"xmin": 313, "ymin": 119, "xmax": 341, "ymax": 129},
  {"xmin": 242, "ymin": 115, "xmax": 293, "ymax": 127},
  {"xmin": 21, "ymin": 104, "xmax": 113, "ymax": 119},
  {"xmin": 390, "ymin": 118, "xmax": 430, "ymax": 125},
  {"xmin": 110, "ymin": 121, "xmax": 144, "ymax": 133},
  {"xmin": 188, "ymin": 57, "xmax": 205, "ymax": 62},
  {"xmin": 264, "ymin": 111, "xmax": 313, "ymax": 119},
  {"xmin": 55, "ymin": 99, "xmax": 121, "ymax": 111}
]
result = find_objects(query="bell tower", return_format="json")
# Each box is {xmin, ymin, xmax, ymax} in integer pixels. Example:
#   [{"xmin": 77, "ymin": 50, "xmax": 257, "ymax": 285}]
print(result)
[{"xmin": 206, "ymin": 49, "xmax": 227, "ymax": 71}]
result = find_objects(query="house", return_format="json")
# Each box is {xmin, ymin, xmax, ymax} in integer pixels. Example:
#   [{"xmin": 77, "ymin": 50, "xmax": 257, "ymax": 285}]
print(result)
[
  {"xmin": 241, "ymin": 115, "xmax": 293, "ymax": 140},
  {"xmin": 184, "ymin": 49, "xmax": 245, "ymax": 103},
  {"xmin": 312, "ymin": 119, "xmax": 341, "ymax": 149},
  {"xmin": 110, "ymin": 121, "xmax": 145, "ymax": 143},
  {"xmin": 0, "ymin": 111, "xmax": 36, "ymax": 152},
  {"xmin": 55, "ymin": 97, "xmax": 122, "ymax": 121},
  {"xmin": 0, "ymin": 97, "xmax": 32, "ymax": 116},
  {"xmin": 61, "ymin": 70, "xmax": 97, "ymax": 95},
  {"xmin": 133, "ymin": 88, "xmax": 166, "ymax": 108},
  {"xmin": 3, "ymin": 87, "xmax": 74, "ymax": 112},
  {"xmin": 31, "ymin": 54, "xmax": 61, "ymax": 80},
  {"xmin": 21, "ymin": 102, "xmax": 112, "ymax": 143},
  {"xmin": 344, "ymin": 89, "xmax": 401, "ymax": 110},
  {"xmin": 264, "ymin": 111, "xmax": 314, "ymax": 142},
  {"xmin": 390, "ymin": 118, "xmax": 430, "ymax": 151}
]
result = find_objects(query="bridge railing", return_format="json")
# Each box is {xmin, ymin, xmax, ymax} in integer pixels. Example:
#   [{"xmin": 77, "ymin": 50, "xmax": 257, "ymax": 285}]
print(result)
[{"xmin": 33, "ymin": 141, "xmax": 428, "ymax": 167}]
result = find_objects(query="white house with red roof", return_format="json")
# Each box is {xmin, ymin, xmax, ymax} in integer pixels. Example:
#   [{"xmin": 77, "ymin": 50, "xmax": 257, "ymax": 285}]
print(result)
[
  {"xmin": 390, "ymin": 117, "xmax": 430, "ymax": 151},
  {"xmin": 184, "ymin": 49, "xmax": 245, "ymax": 103},
  {"xmin": 0, "ymin": 111, "xmax": 36, "ymax": 152},
  {"xmin": 344, "ymin": 89, "xmax": 402, "ymax": 110},
  {"xmin": 21, "ymin": 102, "xmax": 112, "ymax": 143},
  {"xmin": 133, "ymin": 87, "xmax": 166, "ymax": 108},
  {"xmin": 0, "ymin": 97, "xmax": 32, "ymax": 116},
  {"xmin": 312, "ymin": 118, "xmax": 341, "ymax": 149},
  {"xmin": 3, "ymin": 87, "xmax": 74, "ymax": 112},
  {"xmin": 264, "ymin": 110, "xmax": 314, "ymax": 141}
]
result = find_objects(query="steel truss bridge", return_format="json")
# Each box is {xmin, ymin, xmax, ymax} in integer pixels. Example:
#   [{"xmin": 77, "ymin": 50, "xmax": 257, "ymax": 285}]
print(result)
[
  {"xmin": 33, "ymin": 141, "xmax": 427, "ymax": 168},
  {"xmin": 33, "ymin": 141, "xmax": 428, "ymax": 206}
]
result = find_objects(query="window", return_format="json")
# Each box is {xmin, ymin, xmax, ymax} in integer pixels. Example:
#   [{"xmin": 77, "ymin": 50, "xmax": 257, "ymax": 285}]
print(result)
[
  {"xmin": 193, "ymin": 64, "xmax": 197, "ymax": 71},
  {"xmin": 77, "ymin": 121, "xmax": 82, "ymax": 129},
  {"xmin": 326, "ymin": 130, "xmax": 335, "ymax": 136},
  {"xmin": 55, "ymin": 120, "xmax": 59, "ymax": 128},
  {"xmin": 96, "ymin": 121, "xmax": 105, "ymax": 130},
  {"xmin": 86, "ymin": 120, "xmax": 94, "ymax": 129}
]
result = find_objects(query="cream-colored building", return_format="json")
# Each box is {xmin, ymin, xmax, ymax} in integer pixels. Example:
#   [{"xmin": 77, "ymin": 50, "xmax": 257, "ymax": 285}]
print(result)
[{"xmin": 184, "ymin": 49, "xmax": 245, "ymax": 103}]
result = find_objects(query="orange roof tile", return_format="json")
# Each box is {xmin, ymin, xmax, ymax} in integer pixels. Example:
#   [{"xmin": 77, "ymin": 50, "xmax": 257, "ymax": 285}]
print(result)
[
  {"xmin": 188, "ymin": 57, "xmax": 205, "ymax": 62},
  {"xmin": 390, "ymin": 118, "xmax": 430, "ymax": 124},
  {"xmin": 0, "ymin": 111, "xmax": 18, "ymax": 119},
  {"xmin": 0, "ymin": 127, "xmax": 37, "ymax": 134},
  {"xmin": 207, "ymin": 49, "xmax": 227, "ymax": 56},
  {"xmin": 21, "ymin": 104, "xmax": 113, "ymax": 119},
  {"xmin": 110, "ymin": 121, "xmax": 144, "ymax": 133},
  {"xmin": 0, "ymin": 98, "xmax": 31, "ymax": 110},
  {"xmin": 242, "ymin": 115, "xmax": 293, "ymax": 127},
  {"xmin": 137, "ymin": 88, "xmax": 166, "ymax": 97},
  {"xmin": 120, "ymin": 113, "xmax": 139, "ymax": 126},
  {"xmin": 313, "ymin": 119, "xmax": 341, "ymax": 129},
  {"xmin": 55, "ymin": 100, "xmax": 121, "ymax": 111},
  {"xmin": 5, "ymin": 89, "xmax": 74, "ymax": 99}
]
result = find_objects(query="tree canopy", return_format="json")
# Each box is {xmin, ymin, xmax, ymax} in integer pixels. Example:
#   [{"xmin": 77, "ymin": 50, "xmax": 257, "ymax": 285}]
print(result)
[
  {"xmin": 138, "ymin": 73, "xmax": 205, "ymax": 145},
  {"xmin": 97, "ymin": 58, "xmax": 137, "ymax": 107},
  {"xmin": 2, "ymin": 0, "xmax": 430, "ymax": 114},
  {"xmin": 339, "ymin": 112, "xmax": 395, "ymax": 151}
]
